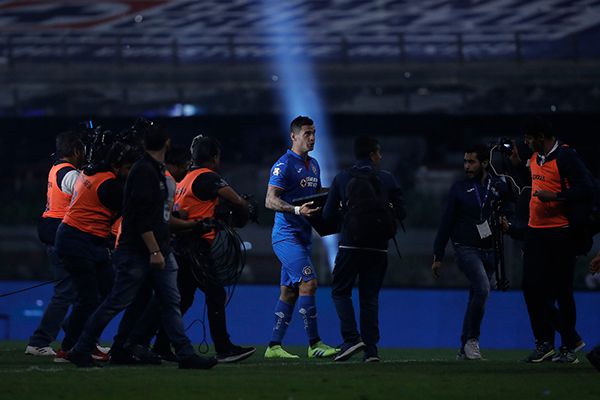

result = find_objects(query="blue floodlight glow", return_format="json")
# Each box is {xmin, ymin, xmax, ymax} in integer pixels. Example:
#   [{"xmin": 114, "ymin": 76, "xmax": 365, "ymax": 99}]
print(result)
[{"xmin": 261, "ymin": 1, "xmax": 338, "ymax": 270}]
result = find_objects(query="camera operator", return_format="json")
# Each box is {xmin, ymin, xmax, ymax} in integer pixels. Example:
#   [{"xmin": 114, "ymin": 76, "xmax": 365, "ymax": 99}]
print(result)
[
  {"xmin": 25, "ymin": 131, "xmax": 85, "ymax": 357},
  {"xmin": 432, "ymin": 144, "xmax": 512, "ymax": 360},
  {"xmin": 67, "ymin": 123, "xmax": 217, "ymax": 369},
  {"xmin": 53, "ymin": 139, "xmax": 139, "ymax": 362},
  {"xmin": 152, "ymin": 135, "xmax": 256, "ymax": 363},
  {"xmin": 512, "ymin": 117, "xmax": 593, "ymax": 364}
]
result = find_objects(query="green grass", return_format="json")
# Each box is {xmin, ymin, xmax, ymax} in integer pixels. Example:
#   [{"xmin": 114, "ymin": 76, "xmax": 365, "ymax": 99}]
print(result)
[{"xmin": 2, "ymin": 341, "xmax": 600, "ymax": 400}]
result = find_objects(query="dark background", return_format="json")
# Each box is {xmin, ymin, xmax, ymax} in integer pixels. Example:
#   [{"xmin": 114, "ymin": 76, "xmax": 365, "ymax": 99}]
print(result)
[{"xmin": 1, "ymin": 0, "xmax": 600, "ymax": 290}]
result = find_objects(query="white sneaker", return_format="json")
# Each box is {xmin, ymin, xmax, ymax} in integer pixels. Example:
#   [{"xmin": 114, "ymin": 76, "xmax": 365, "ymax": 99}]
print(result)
[
  {"xmin": 463, "ymin": 339, "xmax": 482, "ymax": 360},
  {"xmin": 96, "ymin": 344, "xmax": 111, "ymax": 354},
  {"xmin": 25, "ymin": 345, "xmax": 56, "ymax": 356}
]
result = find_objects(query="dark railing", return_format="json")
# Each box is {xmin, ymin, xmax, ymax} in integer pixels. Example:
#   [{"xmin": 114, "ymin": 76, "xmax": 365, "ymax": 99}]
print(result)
[{"xmin": 0, "ymin": 32, "xmax": 594, "ymax": 67}]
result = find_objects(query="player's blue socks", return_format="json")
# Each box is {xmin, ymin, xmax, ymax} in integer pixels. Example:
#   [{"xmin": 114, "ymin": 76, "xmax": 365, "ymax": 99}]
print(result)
[
  {"xmin": 298, "ymin": 295, "xmax": 319, "ymax": 343},
  {"xmin": 270, "ymin": 300, "xmax": 294, "ymax": 345}
]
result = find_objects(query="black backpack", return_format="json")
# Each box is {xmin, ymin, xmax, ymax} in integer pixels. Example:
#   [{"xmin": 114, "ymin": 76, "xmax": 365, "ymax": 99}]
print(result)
[{"xmin": 343, "ymin": 169, "xmax": 397, "ymax": 244}]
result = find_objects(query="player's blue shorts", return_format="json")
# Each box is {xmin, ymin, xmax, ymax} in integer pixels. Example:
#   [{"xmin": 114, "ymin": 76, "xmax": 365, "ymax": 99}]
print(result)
[{"xmin": 272, "ymin": 239, "xmax": 317, "ymax": 287}]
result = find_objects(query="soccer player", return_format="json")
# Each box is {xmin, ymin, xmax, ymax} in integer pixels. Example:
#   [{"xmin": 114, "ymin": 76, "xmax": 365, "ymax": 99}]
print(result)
[
  {"xmin": 25, "ymin": 131, "xmax": 85, "ymax": 356},
  {"xmin": 264, "ymin": 115, "xmax": 337, "ymax": 359}
]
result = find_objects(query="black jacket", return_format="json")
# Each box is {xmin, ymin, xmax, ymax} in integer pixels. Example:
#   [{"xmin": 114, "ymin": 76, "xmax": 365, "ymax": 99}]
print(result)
[
  {"xmin": 433, "ymin": 174, "xmax": 512, "ymax": 261},
  {"xmin": 118, "ymin": 153, "xmax": 171, "ymax": 256},
  {"xmin": 323, "ymin": 160, "xmax": 406, "ymax": 250}
]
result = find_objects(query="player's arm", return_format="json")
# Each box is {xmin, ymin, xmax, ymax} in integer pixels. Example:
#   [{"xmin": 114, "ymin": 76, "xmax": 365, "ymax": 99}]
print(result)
[{"xmin": 265, "ymin": 185, "xmax": 319, "ymax": 217}]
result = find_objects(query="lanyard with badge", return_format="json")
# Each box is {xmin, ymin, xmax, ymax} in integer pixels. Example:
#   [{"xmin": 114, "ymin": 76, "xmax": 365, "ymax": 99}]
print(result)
[{"xmin": 473, "ymin": 178, "xmax": 492, "ymax": 239}]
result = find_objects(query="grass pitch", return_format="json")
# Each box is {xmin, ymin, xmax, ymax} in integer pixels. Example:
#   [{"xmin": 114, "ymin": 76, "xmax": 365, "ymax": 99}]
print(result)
[{"xmin": 1, "ymin": 341, "xmax": 599, "ymax": 400}]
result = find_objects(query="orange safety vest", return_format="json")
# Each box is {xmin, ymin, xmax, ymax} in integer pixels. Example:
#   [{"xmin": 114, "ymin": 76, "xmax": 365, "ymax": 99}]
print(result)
[
  {"xmin": 174, "ymin": 168, "xmax": 218, "ymax": 242},
  {"xmin": 63, "ymin": 171, "xmax": 118, "ymax": 238},
  {"xmin": 111, "ymin": 217, "xmax": 123, "ymax": 248},
  {"xmin": 528, "ymin": 153, "xmax": 570, "ymax": 228},
  {"xmin": 42, "ymin": 162, "xmax": 76, "ymax": 219}
]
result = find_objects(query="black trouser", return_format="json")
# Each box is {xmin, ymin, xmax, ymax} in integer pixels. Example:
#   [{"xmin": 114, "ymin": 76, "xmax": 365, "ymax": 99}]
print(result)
[
  {"xmin": 111, "ymin": 277, "xmax": 153, "ymax": 351},
  {"xmin": 153, "ymin": 249, "xmax": 231, "ymax": 354},
  {"xmin": 61, "ymin": 255, "xmax": 113, "ymax": 350},
  {"xmin": 523, "ymin": 227, "xmax": 581, "ymax": 349},
  {"xmin": 331, "ymin": 248, "xmax": 387, "ymax": 356}
]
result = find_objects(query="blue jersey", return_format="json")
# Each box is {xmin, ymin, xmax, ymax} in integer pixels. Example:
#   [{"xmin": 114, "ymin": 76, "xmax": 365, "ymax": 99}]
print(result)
[{"xmin": 268, "ymin": 149, "xmax": 321, "ymax": 245}]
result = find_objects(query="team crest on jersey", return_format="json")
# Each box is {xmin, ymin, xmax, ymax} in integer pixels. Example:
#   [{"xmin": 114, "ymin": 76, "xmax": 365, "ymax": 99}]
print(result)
[
  {"xmin": 311, "ymin": 165, "xmax": 317, "ymax": 174},
  {"xmin": 302, "ymin": 266, "xmax": 313, "ymax": 276},
  {"xmin": 273, "ymin": 167, "xmax": 280, "ymax": 176}
]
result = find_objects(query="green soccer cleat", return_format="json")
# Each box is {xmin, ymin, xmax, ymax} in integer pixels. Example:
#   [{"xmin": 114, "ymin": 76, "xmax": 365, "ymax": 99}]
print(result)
[
  {"xmin": 264, "ymin": 345, "xmax": 300, "ymax": 359},
  {"xmin": 308, "ymin": 341, "xmax": 339, "ymax": 358}
]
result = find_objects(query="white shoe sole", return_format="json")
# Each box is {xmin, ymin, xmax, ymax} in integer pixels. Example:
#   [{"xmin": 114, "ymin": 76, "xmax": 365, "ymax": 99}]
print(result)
[
  {"xmin": 334, "ymin": 342, "xmax": 366, "ymax": 362},
  {"xmin": 24, "ymin": 346, "xmax": 56, "ymax": 357},
  {"xmin": 217, "ymin": 348, "xmax": 256, "ymax": 363}
]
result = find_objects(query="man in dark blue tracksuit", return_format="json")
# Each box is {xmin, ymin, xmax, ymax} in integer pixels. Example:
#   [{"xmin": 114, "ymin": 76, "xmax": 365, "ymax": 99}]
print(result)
[
  {"xmin": 432, "ymin": 143, "xmax": 512, "ymax": 360},
  {"xmin": 323, "ymin": 136, "xmax": 405, "ymax": 362}
]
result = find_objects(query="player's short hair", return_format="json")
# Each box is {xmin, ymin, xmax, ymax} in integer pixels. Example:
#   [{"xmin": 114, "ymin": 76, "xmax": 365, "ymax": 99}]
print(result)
[
  {"xmin": 523, "ymin": 116, "xmax": 554, "ymax": 139},
  {"xmin": 354, "ymin": 136, "xmax": 380, "ymax": 160},
  {"xmin": 190, "ymin": 135, "xmax": 221, "ymax": 166},
  {"xmin": 290, "ymin": 116, "xmax": 314, "ymax": 134},
  {"xmin": 465, "ymin": 143, "xmax": 490, "ymax": 163},
  {"xmin": 56, "ymin": 131, "xmax": 84, "ymax": 158}
]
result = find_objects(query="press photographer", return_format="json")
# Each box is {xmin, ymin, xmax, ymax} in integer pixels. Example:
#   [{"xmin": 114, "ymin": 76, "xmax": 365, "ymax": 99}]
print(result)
[
  {"xmin": 506, "ymin": 117, "xmax": 594, "ymax": 364},
  {"xmin": 154, "ymin": 135, "xmax": 256, "ymax": 363},
  {"xmin": 432, "ymin": 143, "xmax": 513, "ymax": 360}
]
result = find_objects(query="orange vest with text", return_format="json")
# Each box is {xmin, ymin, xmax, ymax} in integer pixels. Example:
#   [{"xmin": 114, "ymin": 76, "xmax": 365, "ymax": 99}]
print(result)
[
  {"xmin": 42, "ymin": 162, "xmax": 76, "ymax": 219},
  {"xmin": 63, "ymin": 172, "xmax": 118, "ymax": 238},
  {"xmin": 528, "ymin": 153, "xmax": 570, "ymax": 228},
  {"xmin": 174, "ymin": 168, "xmax": 218, "ymax": 242}
]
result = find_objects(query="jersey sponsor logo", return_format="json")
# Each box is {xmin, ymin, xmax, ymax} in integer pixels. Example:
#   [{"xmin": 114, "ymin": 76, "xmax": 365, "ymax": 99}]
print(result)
[
  {"xmin": 273, "ymin": 167, "xmax": 281, "ymax": 176},
  {"xmin": 302, "ymin": 266, "xmax": 313, "ymax": 276},
  {"xmin": 300, "ymin": 176, "xmax": 319, "ymax": 188}
]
